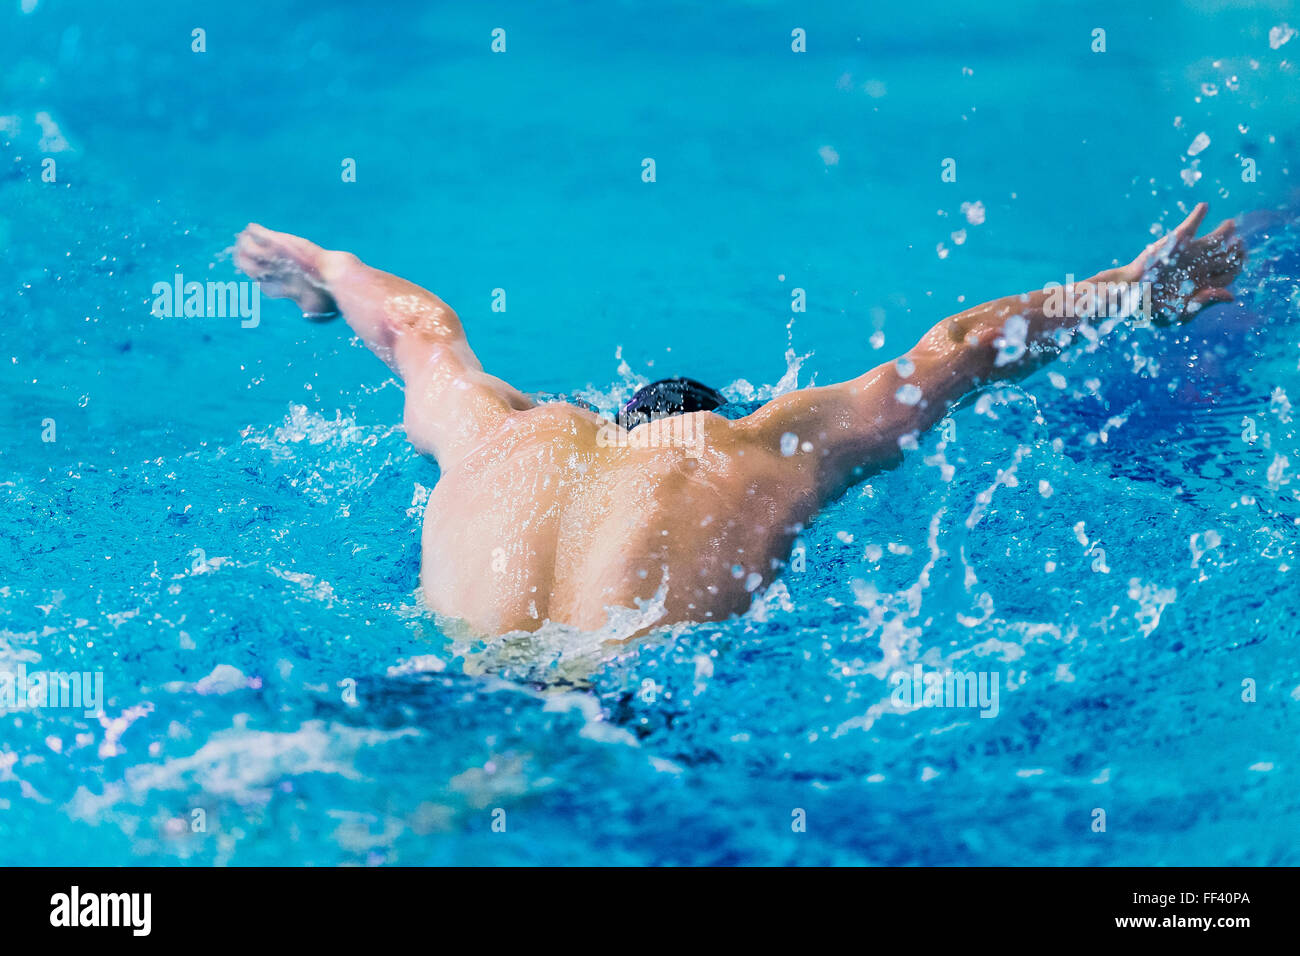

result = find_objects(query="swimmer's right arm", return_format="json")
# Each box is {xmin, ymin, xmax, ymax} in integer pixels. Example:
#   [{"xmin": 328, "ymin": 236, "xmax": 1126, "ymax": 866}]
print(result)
[
  {"xmin": 733, "ymin": 202, "xmax": 1244, "ymax": 495},
  {"xmin": 899, "ymin": 201, "xmax": 1244, "ymax": 413}
]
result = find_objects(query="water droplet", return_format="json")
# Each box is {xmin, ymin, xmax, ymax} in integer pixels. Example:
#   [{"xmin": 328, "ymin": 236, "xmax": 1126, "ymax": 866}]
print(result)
[{"xmin": 895, "ymin": 384, "xmax": 923, "ymax": 406}]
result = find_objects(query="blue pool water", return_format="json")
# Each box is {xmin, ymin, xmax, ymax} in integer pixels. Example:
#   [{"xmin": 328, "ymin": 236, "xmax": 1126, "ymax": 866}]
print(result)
[{"xmin": 4, "ymin": 0, "xmax": 1300, "ymax": 865}]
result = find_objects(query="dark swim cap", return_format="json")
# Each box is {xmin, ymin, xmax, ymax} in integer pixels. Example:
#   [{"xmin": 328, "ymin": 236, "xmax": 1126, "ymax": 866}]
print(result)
[{"xmin": 618, "ymin": 377, "xmax": 726, "ymax": 429}]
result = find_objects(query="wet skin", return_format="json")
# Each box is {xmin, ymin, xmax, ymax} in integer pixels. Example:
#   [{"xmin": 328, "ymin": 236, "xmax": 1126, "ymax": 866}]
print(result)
[{"xmin": 235, "ymin": 203, "xmax": 1245, "ymax": 636}]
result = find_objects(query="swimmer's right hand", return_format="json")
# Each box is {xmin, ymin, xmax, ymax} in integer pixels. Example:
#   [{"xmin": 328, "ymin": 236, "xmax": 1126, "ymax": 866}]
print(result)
[{"xmin": 1122, "ymin": 202, "xmax": 1247, "ymax": 325}]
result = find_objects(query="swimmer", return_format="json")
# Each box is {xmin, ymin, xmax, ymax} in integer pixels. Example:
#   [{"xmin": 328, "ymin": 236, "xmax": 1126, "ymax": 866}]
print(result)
[{"xmin": 235, "ymin": 203, "xmax": 1245, "ymax": 636}]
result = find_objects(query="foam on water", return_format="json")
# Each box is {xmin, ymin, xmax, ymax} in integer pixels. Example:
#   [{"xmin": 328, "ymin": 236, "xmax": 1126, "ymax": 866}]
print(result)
[{"xmin": 4, "ymin": 0, "xmax": 1300, "ymax": 865}]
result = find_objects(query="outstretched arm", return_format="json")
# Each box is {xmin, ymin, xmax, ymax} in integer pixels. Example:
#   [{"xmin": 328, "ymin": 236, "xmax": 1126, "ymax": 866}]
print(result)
[
  {"xmin": 734, "ymin": 202, "xmax": 1246, "ymax": 497},
  {"xmin": 235, "ymin": 224, "xmax": 533, "ymax": 468}
]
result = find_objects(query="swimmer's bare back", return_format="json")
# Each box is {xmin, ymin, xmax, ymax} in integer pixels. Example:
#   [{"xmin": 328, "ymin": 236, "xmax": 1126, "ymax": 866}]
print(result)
[{"xmin": 235, "ymin": 204, "xmax": 1245, "ymax": 636}]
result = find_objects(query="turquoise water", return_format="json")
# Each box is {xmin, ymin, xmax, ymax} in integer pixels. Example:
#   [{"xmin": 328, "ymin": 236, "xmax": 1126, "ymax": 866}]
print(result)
[{"xmin": 3, "ymin": 0, "xmax": 1300, "ymax": 864}]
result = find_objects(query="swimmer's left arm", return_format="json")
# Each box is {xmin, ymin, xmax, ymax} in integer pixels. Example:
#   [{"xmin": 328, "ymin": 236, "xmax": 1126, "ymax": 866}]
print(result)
[
  {"xmin": 235, "ymin": 223, "xmax": 534, "ymax": 468},
  {"xmin": 300, "ymin": 251, "xmax": 537, "ymax": 467}
]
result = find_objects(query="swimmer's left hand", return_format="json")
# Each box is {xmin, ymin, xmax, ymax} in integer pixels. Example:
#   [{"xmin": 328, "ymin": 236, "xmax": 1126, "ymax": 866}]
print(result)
[{"xmin": 1121, "ymin": 202, "xmax": 1247, "ymax": 325}]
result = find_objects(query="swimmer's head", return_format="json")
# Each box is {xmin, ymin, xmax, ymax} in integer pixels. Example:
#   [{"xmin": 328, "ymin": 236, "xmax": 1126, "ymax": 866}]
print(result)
[{"xmin": 618, "ymin": 377, "xmax": 726, "ymax": 429}]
